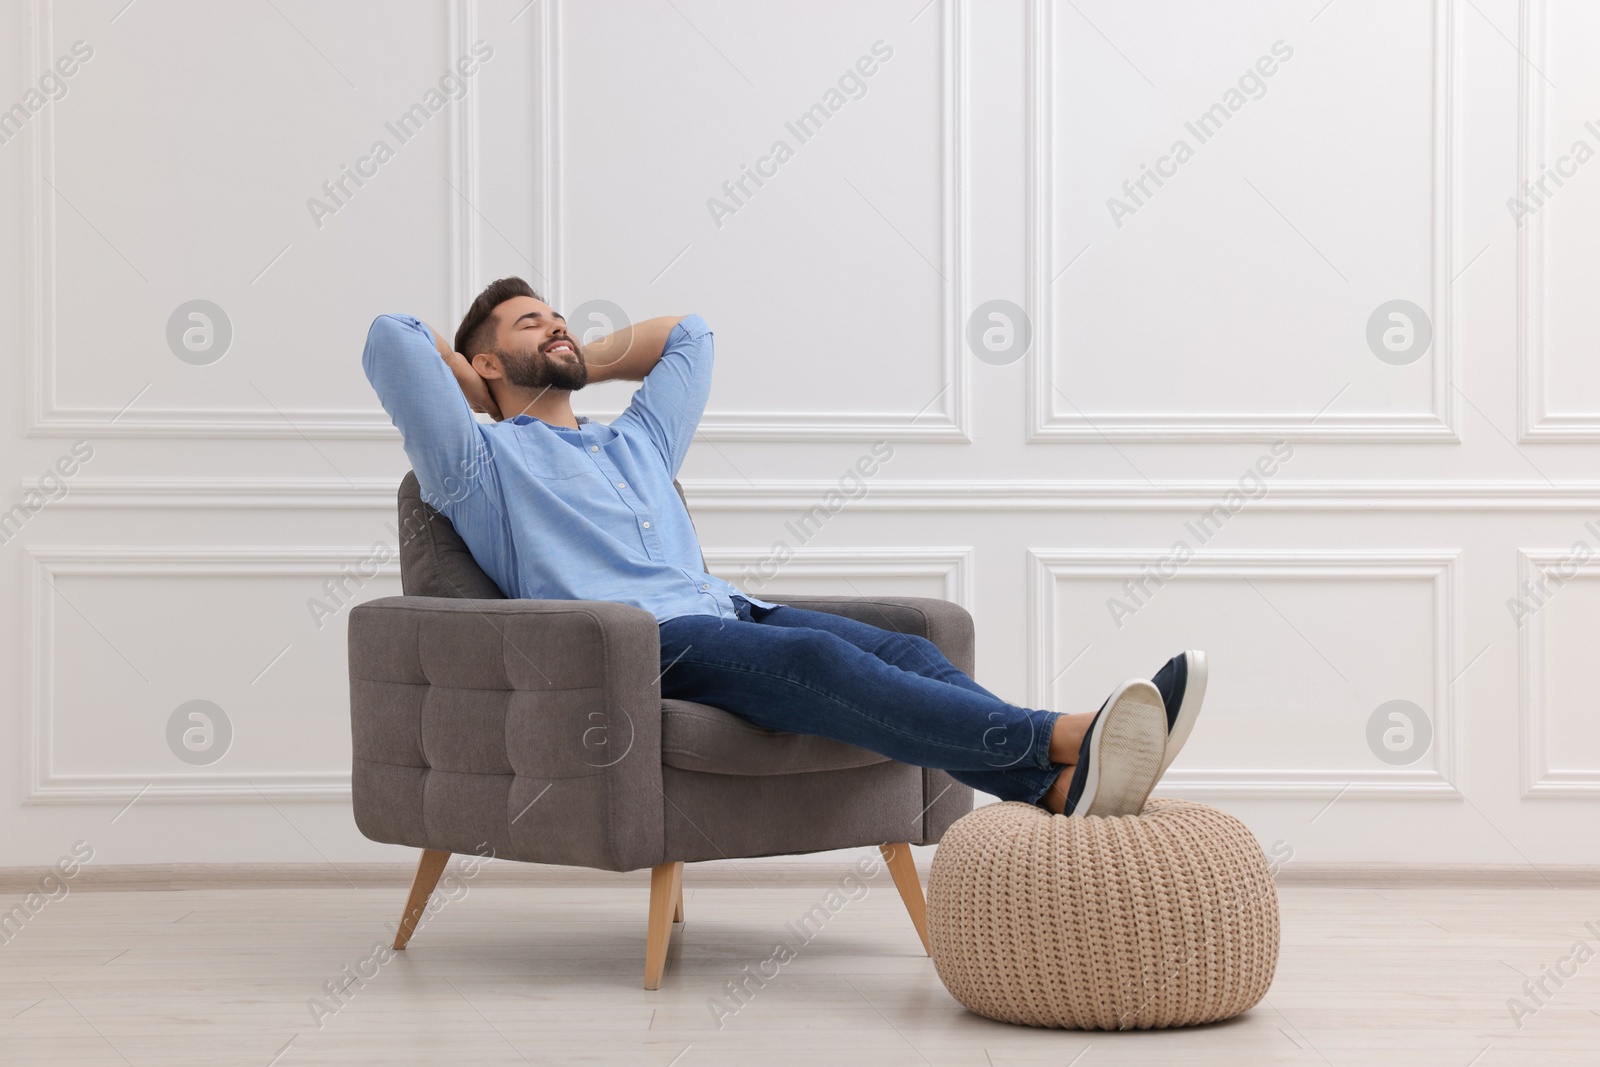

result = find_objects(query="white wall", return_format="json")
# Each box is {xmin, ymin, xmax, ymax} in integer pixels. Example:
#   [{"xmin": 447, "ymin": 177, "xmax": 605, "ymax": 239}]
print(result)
[{"xmin": 2, "ymin": 0, "xmax": 1596, "ymax": 869}]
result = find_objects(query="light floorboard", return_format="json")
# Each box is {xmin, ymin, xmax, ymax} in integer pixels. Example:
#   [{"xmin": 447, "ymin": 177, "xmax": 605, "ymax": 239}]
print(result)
[{"xmin": 0, "ymin": 877, "xmax": 1596, "ymax": 1065}]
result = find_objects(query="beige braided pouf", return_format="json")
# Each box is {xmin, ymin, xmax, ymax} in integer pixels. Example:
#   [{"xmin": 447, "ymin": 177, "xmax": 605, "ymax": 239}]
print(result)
[{"xmin": 926, "ymin": 798, "xmax": 1279, "ymax": 1030}]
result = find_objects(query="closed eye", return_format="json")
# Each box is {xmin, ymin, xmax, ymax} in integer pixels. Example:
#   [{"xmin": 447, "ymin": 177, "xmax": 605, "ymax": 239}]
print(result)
[{"xmin": 513, "ymin": 311, "xmax": 567, "ymax": 329}]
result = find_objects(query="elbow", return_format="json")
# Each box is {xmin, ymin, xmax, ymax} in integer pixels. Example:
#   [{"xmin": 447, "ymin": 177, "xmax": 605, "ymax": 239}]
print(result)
[
  {"xmin": 361, "ymin": 320, "xmax": 387, "ymax": 374},
  {"xmin": 362, "ymin": 314, "xmax": 416, "ymax": 366},
  {"xmin": 366, "ymin": 314, "xmax": 408, "ymax": 346},
  {"xmin": 362, "ymin": 316, "xmax": 408, "ymax": 383}
]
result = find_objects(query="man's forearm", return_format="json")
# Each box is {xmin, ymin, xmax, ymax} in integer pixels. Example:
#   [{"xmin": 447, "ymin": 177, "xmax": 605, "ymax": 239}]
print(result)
[
  {"xmin": 585, "ymin": 316, "xmax": 686, "ymax": 383},
  {"xmin": 422, "ymin": 319, "xmax": 501, "ymax": 419}
]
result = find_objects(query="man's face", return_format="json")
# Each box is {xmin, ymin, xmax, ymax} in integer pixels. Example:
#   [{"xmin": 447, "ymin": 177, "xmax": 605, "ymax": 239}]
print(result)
[{"xmin": 480, "ymin": 295, "xmax": 587, "ymax": 392}]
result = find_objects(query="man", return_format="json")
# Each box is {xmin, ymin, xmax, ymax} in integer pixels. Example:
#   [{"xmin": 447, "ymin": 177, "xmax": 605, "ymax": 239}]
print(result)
[{"xmin": 362, "ymin": 277, "xmax": 1208, "ymax": 816}]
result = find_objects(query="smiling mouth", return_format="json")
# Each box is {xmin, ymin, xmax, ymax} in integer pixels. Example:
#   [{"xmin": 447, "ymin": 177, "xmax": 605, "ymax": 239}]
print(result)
[{"xmin": 545, "ymin": 340, "xmax": 576, "ymax": 358}]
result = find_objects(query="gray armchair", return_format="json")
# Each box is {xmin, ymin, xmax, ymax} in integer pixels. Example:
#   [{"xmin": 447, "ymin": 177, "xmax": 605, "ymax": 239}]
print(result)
[{"xmin": 347, "ymin": 471, "xmax": 975, "ymax": 987}]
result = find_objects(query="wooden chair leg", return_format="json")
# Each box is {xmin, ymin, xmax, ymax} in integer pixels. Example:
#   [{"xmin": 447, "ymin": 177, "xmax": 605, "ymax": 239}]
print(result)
[
  {"xmin": 880, "ymin": 843, "xmax": 932, "ymax": 956},
  {"xmin": 393, "ymin": 849, "xmax": 451, "ymax": 951},
  {"xmin": 674, "ymin": 879, "xmax": 684, "ymax": 923},
  {"xmin": 645, "ymin": 860, "xmax": 683, "ymax": 989}
]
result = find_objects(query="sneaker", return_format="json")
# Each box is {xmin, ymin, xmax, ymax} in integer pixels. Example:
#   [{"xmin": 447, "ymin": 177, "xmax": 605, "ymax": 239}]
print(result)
[
  {"xmin": 1061, "ymin": 678, "xmax": 1168, "ymax": 817},
  {"xmin": 1150, "ymin": 651, "xmax": 1208, "ymax": 777}
]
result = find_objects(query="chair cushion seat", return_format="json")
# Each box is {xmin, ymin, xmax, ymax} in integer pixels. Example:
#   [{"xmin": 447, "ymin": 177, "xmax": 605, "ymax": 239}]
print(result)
[{"xmin": 660, "ymin": 699, "xmax": 891, "ymax": 777}]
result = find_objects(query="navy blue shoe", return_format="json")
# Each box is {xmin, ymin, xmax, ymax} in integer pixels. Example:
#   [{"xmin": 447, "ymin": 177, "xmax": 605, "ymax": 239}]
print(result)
[
  {"xmin": 1059, "ymin": 679, "xmax": 1168, "ymax": 817},
  {"xmin": 1149, "ymin": 651, "xmax": 1208, "ymax": 777}
]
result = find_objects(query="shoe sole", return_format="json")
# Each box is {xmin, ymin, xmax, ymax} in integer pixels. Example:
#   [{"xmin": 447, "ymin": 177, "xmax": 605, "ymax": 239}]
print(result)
[
  {"xmin": 1159, "ymin": 650, "xmax": 1208, "ymax": 778},
  {"xmin": 1077, "ymin": 679, "xmax": 1168, "ymax": 817}
]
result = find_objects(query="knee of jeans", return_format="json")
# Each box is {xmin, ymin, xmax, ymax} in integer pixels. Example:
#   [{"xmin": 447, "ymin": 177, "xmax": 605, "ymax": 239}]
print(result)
[
  {"xmin": 788, "ymin": 627, "xmax": 848, "ymax": 663},
  {"xmin": 896, "ymin": 632, "xmax": 941, "ymax": 660}
]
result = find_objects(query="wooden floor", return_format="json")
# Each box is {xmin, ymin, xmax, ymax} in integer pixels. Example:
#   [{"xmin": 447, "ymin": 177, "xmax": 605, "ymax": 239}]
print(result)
[{"xmin": 2, "ymin": 863, "xmax": 1598, "ymax": 1066}]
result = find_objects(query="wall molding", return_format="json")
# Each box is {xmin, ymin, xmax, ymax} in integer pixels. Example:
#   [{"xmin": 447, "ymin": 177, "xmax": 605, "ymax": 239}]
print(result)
[
  {"xmin": 1517, "ymin": 549, "xmax": 1600, "ymax": 796},
  {"xmin": 23, "ymin": 0, "xmax": 967, "ymax": 441},
  {"xmin": 545, "ymin": 0, "xmax": 970, "ymax": 442},
  {"xmin": 1025, "ymin": 0, "xmax": 1460, "ymax": 442},
  {"xmin": 1516, "ymin": 0, "xmax": 1600, "ymax": 440},
  {"xmin": 23, "ymin": 546, "xmax": 400, "ymax": 804},
  {"xmin": 447, "ymin": 0, "xmax": 480, "ymax": 327},
  {"xmin": 31, "ymin": 475, "xmax": 1600, "ymax": 510},
  {"xmin": 1027, "ymin": 549, "xmax": 1460, "ymax": 798},
  {"xmin": 21, "ymin": 0, "xmax": 476, "ymax": 440},
  {"xmin": 701, "ymin": 546, "xmax": 974, "ymax": 610}
]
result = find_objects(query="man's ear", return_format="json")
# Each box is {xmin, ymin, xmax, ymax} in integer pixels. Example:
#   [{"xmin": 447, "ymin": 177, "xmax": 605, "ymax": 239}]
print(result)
[{"xmin": 470, "ymin": 351, "xmax": 504, "ymax": 380}]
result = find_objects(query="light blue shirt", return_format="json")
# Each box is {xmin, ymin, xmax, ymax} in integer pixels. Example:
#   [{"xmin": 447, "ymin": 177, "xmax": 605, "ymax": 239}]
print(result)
[{"xmin": 362, "ymin": 312, "xmax": 776, "ymax": 624}]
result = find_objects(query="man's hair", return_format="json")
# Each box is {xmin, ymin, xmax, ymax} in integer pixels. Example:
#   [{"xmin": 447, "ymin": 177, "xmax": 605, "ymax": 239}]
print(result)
[{"xmin": 454, "ymin": 276, "xmax": 543, "ymax": 358}]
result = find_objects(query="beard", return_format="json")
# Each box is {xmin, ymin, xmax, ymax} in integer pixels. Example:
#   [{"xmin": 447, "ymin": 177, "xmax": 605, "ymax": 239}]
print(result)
[{"xmin": 495, "ymin": 340, "xmax": 588, "ymax": 392}]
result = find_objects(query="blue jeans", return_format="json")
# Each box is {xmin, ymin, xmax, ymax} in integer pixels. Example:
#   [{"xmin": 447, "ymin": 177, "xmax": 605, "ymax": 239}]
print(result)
[{"xmin": 657, "ymin": 595, "xmax": 1066, "ymax": 806}]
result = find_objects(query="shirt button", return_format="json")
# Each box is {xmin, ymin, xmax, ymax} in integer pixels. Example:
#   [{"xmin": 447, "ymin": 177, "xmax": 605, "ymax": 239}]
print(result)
[
  {"xmin": 642, "ymin": 521, "xmax": 651, "ymax": 528},
  {"xmin": 700, "ymin": 583, "xmax": 709, "ymax": 591},
  {"xmin": 617, "ymin": 481, "xmax": 626, "ymax": 488},
  {"xmin": 590, "ymin": 445, "xmax": 599, "ymax": 452}
]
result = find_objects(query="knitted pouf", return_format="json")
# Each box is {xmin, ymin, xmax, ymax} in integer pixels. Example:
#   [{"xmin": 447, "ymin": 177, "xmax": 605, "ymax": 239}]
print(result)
[{"xmin": 926, "ymin": 798, "xmax": 1279, "ymax": 1030}]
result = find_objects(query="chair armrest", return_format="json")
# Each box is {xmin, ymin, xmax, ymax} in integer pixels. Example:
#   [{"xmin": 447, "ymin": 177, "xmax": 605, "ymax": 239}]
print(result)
[
  {"xmin": 753, "ymin": 594, "xmax": 977, "ymax": 843},
  {"xmin": 347, "ymin": 595, "xmax": 665, "ymax": 871}
]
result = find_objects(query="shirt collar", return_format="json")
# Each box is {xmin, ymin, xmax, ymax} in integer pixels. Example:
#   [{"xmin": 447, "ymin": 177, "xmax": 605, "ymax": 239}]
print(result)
[
  {"xmin": 511, "ymin": 413, "xmax": 587, "ymax": 427},
  {"xmin": 508, "ymin": 413, "xmax": 615, "ymax": 440}
]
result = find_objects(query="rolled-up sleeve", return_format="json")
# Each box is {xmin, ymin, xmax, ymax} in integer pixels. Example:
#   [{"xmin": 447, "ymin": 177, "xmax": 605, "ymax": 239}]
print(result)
[
  {"xmin": 613, "ymin": 313, "xmax": 712, "ymax": 478},
  {"xmin": 361, "ymin": 314, "xmax": 493, "ymax": 513}
]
